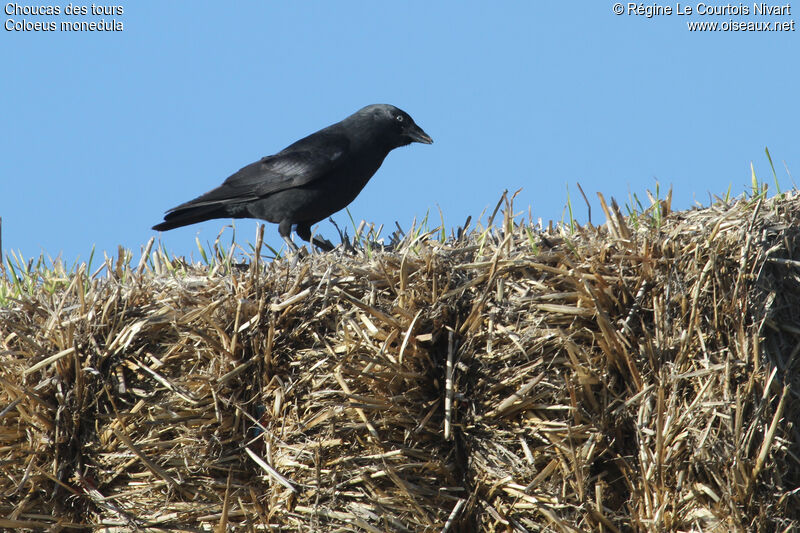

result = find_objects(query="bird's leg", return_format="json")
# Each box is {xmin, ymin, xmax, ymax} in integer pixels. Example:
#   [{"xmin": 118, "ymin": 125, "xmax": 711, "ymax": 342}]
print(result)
[
  {"xmin": 279, "ymin": 220, "xmax": 305, "ymax": 266},
  {"xmin": 296, "ymin": 223, "xmax": 335, "ymax": 252},
  {"xmin": 310, "ymin": 235, "xmax": 335, "ymax": 252},
  {"xmin": 282, "ymin": 235, "xmax": 300, "ymax": 252}
]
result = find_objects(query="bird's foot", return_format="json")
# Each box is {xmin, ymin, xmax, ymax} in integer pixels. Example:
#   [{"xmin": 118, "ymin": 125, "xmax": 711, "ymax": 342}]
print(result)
[{"xmin": 310, "ymin": 236, "xmax": 335, "ymax": 252}]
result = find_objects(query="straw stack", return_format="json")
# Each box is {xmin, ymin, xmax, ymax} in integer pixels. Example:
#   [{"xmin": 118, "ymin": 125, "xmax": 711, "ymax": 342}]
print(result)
[{"xmin": 2, "ymin": 191, "xmax": 799, "ymax": 531}]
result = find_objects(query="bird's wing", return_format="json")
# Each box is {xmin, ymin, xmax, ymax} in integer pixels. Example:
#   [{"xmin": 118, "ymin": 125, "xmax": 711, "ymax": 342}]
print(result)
[{"xmin": 169, "ymin": 133, "xmax": 350, "ymax": 210}]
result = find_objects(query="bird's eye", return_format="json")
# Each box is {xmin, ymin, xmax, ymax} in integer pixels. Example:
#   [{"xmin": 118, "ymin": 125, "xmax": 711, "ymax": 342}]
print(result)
[{"xmin": 396, "ymin": 115, "xmax": 404, "ymax": 122}]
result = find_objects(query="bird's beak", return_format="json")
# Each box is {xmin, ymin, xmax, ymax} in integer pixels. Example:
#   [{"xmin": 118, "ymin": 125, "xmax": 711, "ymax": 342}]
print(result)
[{"xmin": 407, "ymin": 124, "xmax": 433, "ymax": 145}]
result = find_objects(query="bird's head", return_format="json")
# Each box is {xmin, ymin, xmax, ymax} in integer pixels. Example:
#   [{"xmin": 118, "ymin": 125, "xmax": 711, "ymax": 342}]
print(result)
[{"xmin": 357, "ymin": 104, "xmax": 433, "ymax": 148}]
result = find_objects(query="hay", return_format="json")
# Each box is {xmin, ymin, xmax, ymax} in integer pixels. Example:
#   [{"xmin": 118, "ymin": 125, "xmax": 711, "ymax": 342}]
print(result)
[{"xmin": 2, "ymin": 191, "xmax": 800, "ymax": 531}]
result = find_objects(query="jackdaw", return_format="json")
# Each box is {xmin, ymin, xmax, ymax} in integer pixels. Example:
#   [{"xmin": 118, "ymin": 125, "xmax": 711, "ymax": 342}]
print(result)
[{"xmin": 152, "ymin": 104, "xmax": 433, "ymax": 250}]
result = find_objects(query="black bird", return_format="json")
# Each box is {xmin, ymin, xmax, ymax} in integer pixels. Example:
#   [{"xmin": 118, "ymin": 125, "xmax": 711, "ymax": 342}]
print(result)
[{"xmin": 152, "ymin": 104, "xmax": 433, "ymax": 251}]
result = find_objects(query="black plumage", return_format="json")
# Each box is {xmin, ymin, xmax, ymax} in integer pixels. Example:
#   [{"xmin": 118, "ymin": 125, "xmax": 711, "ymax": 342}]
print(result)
[{"xmin": 152, "ymin": 104, "xmax": 432, "ymax": 250}]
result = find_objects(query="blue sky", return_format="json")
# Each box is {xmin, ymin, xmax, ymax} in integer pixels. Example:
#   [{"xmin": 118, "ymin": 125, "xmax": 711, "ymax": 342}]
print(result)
[{"xmin": 3, "ymin": 2, "xmax": 798, "ymax": 263}]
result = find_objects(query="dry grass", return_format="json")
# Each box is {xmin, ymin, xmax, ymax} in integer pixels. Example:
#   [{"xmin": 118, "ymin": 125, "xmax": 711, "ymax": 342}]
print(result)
[{"xmin": 2, "ymin": 190, "xmax": 800, "ymax": 531}]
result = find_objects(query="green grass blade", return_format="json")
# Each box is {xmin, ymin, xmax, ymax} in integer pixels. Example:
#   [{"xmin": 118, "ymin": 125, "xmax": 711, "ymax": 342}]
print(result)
[{"xmin": 765, "ymin": 146, "xmax": 780, "ymax": 194}]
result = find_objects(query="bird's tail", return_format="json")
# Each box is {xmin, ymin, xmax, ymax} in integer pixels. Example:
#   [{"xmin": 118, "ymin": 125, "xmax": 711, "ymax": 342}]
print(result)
[{"xmin": 152, "ymin": 204, "xmax": 228, "ymax": 232}]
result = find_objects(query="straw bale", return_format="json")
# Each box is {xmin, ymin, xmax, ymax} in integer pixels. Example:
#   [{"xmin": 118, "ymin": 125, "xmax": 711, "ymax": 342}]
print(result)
[{"xmin": 2, "ymin": 191, "xmax": 800, "ymax": 531}]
